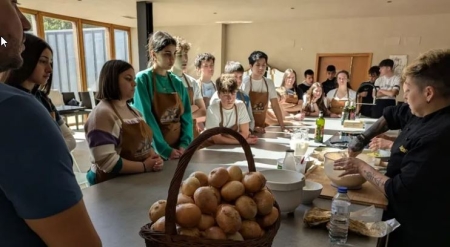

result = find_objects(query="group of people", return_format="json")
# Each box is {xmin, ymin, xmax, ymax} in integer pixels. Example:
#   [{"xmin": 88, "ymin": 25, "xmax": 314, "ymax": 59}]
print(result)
[{"xmin": 1, "ymin": 1, "xmax": 450, "ymax": 246}]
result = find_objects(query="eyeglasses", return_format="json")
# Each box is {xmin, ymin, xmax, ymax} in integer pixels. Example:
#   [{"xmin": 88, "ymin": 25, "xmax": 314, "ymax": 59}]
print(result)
[{"xmin": 220, "ymin": 91, "xmax": 237, "ymax": 97}]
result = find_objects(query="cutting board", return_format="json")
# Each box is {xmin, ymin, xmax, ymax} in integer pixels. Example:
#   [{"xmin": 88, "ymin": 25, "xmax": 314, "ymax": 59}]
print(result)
[{"xmin": 307, "ymin": 166, "xmax": 388, "ymax": 209}]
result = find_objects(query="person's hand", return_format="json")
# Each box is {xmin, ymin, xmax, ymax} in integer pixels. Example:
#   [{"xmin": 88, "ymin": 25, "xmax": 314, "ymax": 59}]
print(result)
[
  {"xmin": 294, "ymin": 112, "xmax": 305, "ymax": 121},
  {"xmin": 330, "ymin": 113, "xmax": 340, "ymax": 118},
  {"xmin": 312, "ymin": 97, "xmax": 319, "ymax": 103},
  {"xmin": 348, "ymin": 135, "xmax": 366, "ymax": 157},
  {"xmin": 254, "ymin": 126, "xmax": 266, "ymax": 133},
  {"xmin": 369, "ymin": 137, "xmax": 393, "ymax": 151},
  {"xmin": 169, "ymin": 149, "xmax": 183, "ymax": 160},
  {"xmin": 358, "ymin": 92, "xmax": 368, "ymax": 97},
  {"xmin": 333, "ymin": 157, "xmax": 366, "ymax": 177},
  {"xmin": 144, "ymin": 154, "xmax": 164, "ymax": 172},
  {"xmin": 246, "ymin": 135, "xmax": 258, "ymax": 145},
  {"xmin": 178, "ymin": 147, "xmax": 185, "ymax": 154}
]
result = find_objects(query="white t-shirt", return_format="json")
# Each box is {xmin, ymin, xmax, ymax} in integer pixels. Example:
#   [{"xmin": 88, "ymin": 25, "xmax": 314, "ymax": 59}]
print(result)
[
  {"xmin": 210, "ymin": 91, "xmax": 255, "ymax": 131},
  {"xmin": 180, "ymin": 74, "xmax": 202, "ymax": 101},
  {"xmin": 205, "ymin": 101, "xmax": 251, "ymax": 131},
  {"xmin": 374, "ymin": 75, "xmax": 401, "ymax": 100},
  {"xmin": 198, "ymin": 80, "xmax": 216, "ymax": 98},
  {"xmin": 326, "ymin": 89, "xmax": 357, "ymax": 102},
  {"xmin": 241, "ymin": 76, "xmax": 278, "ymax": 100}
]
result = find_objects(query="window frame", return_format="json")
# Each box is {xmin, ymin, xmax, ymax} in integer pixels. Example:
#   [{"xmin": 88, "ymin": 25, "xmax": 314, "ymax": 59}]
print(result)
[{"xmin": 20, "ymin": 8, "xmax": 132, "ymax": 92}]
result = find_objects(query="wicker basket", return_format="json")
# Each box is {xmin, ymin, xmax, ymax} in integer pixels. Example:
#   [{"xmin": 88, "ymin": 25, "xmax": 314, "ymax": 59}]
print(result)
[{"xmin": 139, "ymin": 127, "xmax": 281, "ymax": 247}]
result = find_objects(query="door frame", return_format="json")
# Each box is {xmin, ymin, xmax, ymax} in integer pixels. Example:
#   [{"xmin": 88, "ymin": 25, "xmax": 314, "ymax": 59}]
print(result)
[{"xmin": 315, "ymin": 53, "xmax": 373, "ymax": 78}]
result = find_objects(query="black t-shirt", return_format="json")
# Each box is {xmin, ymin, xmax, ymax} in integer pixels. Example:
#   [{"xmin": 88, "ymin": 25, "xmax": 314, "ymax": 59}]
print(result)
[
  {"xmin": 298, "ymin": 83, "xmax": 311, "ymax": 95},
  {"xmin": 358, "ymin": 81, "xmax": 375, "ymax": 117},
  {"xmin": 321, "ymin": 78, "xmax": 336, "ymax": 95}
]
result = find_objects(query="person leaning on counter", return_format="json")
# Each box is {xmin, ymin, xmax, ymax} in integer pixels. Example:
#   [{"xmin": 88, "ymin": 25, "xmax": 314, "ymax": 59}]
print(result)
[
  {"xmin": 133, "ymin": 31, "xmax": 193, "ymax": 160},
  {"xmin": 85, "ymin": 60, "xmax": 164, "ymax": 185},
  {"xmin": 335, "ymin": 49, "xmax": 450, "ymax": 247},
  {"xmin": 205, "ymin": 74, "xmax": 258, "ymax": 145}
]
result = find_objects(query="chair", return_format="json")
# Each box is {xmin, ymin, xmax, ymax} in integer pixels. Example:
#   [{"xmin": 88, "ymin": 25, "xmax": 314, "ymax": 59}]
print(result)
[
  {"xmin": 79, "ymin": 92, "xmax": 94, "ymax": 110},
  {"xmin": 62, "ymin": 92, "xmax": 77, "ymax": 105}
]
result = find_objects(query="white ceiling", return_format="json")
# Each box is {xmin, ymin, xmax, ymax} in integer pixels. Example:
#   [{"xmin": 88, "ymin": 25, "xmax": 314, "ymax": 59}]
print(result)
[{"xmin": 20, "ymin": 0, "xmax": 450, "ymax": 27}]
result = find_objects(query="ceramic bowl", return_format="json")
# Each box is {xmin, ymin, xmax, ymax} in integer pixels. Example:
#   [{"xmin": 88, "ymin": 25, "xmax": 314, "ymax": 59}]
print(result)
[
  {"xmin": 302, "ymin": 180, "xmax": 323, "ymax": 204},
  {"xmin": 259, "ymin": 169, "xmax": 305, "ymax": 213},
  {"xmin": 323, "ymin": 152, "xmax": 366, "ymax": 189},
  {"xmin": 310, "ymin": 147, "xmax": 343, "ymax": 162}
]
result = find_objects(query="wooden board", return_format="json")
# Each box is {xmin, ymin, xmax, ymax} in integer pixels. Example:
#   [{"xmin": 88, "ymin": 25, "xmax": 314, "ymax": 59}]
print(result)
[{"xmin": 307, "ymin": 166, "xmax": 388, "ymax": 209}]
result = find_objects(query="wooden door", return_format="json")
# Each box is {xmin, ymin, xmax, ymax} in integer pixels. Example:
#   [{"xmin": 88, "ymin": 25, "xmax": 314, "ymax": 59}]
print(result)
[{"xmin": 315, "ymin": 53, "xmax": 373, "ymax": 91}]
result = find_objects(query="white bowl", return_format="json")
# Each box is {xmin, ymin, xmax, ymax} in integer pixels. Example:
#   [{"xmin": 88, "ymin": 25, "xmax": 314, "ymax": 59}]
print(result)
[
  {"xmin": 302, "ymin": 180, "xmax": 323, "ymax": 205},
  {"xmin": 259, "ymin": 169, "xmax": 305, "ymax": 213},
  {"xmin": 323, "ymin": 152, "xmax": 366, "ymax": 189}
]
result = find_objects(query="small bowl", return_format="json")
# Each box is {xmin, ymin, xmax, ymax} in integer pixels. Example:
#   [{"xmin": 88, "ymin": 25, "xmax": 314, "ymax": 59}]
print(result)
[
  {"xmin": 259, "ymin": 169, "xmax": 305, "ymax": 213},
  {"xmin": 302, "ymin": 180, "xmax": 323, "ymax": 205}
]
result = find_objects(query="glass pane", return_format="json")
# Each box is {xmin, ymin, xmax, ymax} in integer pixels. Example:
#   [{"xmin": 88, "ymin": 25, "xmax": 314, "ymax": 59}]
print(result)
[
  {"xmin": 24, "ymin": 13, "xmax": 37, "ymax": 35},
  {"xmin": 114, "ymin": 29, "xmax": 129, "ymax": 62},
  {"xmin": 43, "ymin": 17, "xmax": 80, "ymax": 94},
  {"xmin": 83, "ymin": 24, "xmax": 110, "ymax": 91}
]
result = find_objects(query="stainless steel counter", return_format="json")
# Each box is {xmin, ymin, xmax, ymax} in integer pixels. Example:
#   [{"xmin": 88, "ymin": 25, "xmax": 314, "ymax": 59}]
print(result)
[{"xmin": 82, "ymin": 131, "xmax": 382, "ymax": 247}]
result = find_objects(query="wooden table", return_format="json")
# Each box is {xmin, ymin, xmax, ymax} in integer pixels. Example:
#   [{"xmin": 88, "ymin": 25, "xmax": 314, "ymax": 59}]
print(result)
[{"xmin": 82, "ymin": 131, "xmax": 383, "ymax": 247}]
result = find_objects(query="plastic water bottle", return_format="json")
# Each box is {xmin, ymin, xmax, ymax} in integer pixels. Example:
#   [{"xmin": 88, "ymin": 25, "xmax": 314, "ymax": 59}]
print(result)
[{"xmin": 329, "ymin": 187, "xmax": 351, "ymax": 244}]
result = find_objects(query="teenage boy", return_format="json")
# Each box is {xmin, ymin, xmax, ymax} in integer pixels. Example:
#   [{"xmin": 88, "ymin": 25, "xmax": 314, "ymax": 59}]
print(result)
[
  {"xmin": 372, "ymin": 59, "xmax": 401, "ymax": 118},
  {"xmin": 194, "ymin": 53, "xmax": 216, "ymax": 108},
  {"xmin": 210, "ymin": 61, "xmax": 254, "ymax": 131},
  {"xmin": 205, "ymin": 74, "xmax": 258, "ymax": 145},
  {"xmin": 322, "ymin": 65, "xmax": 336, "ymax": 95},
  {"xmin": 172, "ymin": 37, "xmax": 206, "ymax": 137},
  {"xmin": 298, "ymin": 69, "xmax": 316, "ymax": 93},
  {"xmin": 241, "ymin": 51, "xmax": 285, "ymax": 133},
  {"xmin": 357, "ymin": 66, "xmax": 380, "ymax": 117}
]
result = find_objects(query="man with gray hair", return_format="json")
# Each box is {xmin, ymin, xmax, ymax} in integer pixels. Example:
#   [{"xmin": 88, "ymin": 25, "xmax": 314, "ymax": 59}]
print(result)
[{"xmin": 0, "ymin": 1, "xmax": 101, "ymax": 246}]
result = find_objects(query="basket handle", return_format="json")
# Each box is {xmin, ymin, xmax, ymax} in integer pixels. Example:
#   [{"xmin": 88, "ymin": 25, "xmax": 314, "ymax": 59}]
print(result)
[{"xmin": 164, "ymin": 127, "xmax": 256, "ymax": 235}]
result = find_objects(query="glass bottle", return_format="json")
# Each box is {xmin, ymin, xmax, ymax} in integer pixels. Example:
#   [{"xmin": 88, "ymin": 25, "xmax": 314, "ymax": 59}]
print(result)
[{"xmin": 314, "ymin": 111, "xmax": 325, "ymax": 143}]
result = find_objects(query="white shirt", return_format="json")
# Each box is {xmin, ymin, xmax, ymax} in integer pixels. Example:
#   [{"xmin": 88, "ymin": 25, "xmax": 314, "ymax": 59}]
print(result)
[
  {"xmin": 210, "ymin": 91, "xmax": 255, "ymax": 131},
  {"xmin": 205, "ymin": 101, "xmax": 251, "ymax": 131},
  {"xmin": 198, "ymin": 80, "xmax": 216, "ymax": 98},
  {"xmin": 180, "ymin": 74, "xmax": 202, "ymax": 101},
  {"xmin": 241, "ymin": 76, "xmax": 278, "ymax": 100},
  {"xmin": 326, "ymin": 89, "xmax": 357, "ymax": 102},
  {"xmin": 374, "ymin": 75, "xmax": 401, "ymax": 100}
]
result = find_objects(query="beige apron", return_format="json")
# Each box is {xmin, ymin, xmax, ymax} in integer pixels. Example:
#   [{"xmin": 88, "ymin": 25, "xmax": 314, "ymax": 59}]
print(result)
[
  {"xmin": 248, "ymin": 77, "xmax": 269, "ymax": 128},
  {"xmin": 152, "ymin": 73, "xmax": 184, "ymax": 147},
  {"xmin": 329, "ymin": 89, "xmax": 349, "ymax": 114},
  {"xmin": 96, "ymin": 103, "xmax": 154, "ymax": 183},
  {"xmin": 183, "ymin": 74, "xmax": 199, "ymax": 138}
]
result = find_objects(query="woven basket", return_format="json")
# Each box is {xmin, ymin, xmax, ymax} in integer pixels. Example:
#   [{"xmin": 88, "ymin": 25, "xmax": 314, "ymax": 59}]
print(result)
[{"xmin": 139, "ymin": 127, "xmax": 281, "ymax": 247}]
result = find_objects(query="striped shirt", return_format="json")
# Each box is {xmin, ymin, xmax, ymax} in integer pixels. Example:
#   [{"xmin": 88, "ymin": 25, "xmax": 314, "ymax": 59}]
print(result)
[{"xmin": 85, "ymin": 101, "xmax": 145, "ymax": 173}]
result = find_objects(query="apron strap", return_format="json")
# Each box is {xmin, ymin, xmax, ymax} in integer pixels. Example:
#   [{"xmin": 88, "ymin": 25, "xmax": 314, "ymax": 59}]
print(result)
[{"xmin": 234, "ymin": 104, "xmax": 238, "ymax": 126}]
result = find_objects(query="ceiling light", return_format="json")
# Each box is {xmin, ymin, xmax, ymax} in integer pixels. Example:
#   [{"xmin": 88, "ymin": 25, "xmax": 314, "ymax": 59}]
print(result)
[
  {"xmin": 291, "ymin": 7, "xmax": 295, "ymax": 9},
  {"xmin": 215, "ymin": 21, "xmax": 253, "ymax": 24}
]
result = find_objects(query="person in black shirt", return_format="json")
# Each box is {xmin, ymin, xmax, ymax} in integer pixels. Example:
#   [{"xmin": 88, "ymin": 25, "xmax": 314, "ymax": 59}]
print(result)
[
  {"xmin": 357, "ymin": 66, "xmax": 380, "ymax": 117},
  {"xmin": 322, "ymin": 65, "xmax": 336, "ymax": 95},
  {"xmin": 339, "ymin": 49, "xmax": 450, "ymax": 247},
  {"xmin": 298, "ymin": 69, "xmax": 315, "ymax": 93}
]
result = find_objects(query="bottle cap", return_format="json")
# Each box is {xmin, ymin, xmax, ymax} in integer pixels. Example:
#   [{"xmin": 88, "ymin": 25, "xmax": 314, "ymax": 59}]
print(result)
[
  {"xmin": 337, "ymin": 187, "xmax": 348, "ymax": 193},
  {"xmin": 286, "ymin": 149, "xmax": 294, "ymax": 152}
]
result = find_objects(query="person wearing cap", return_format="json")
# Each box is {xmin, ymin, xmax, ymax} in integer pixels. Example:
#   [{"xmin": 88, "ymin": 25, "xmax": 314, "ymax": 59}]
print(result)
[{"xmin": 322, "ymin": 65, "xmax": 337, "ymax": 95}]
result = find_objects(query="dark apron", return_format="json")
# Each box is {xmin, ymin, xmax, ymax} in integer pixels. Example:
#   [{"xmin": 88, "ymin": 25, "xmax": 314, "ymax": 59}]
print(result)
[
  {"xmin": 248, "ymin": 78, "xmax": 269, "ymax": 128},
  {"xmin": 372, "ymin": 99, "xmax": 396, "ymax": 118}
]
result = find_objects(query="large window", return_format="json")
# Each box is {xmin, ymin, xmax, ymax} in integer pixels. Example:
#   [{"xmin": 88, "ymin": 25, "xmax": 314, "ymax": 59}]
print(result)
[
  {"xmin": 20, "ymin": 8, "xmax": 132, "ymax": 93},
  {"xmin": 114, "ymin": 29, "xmax": 130, "ymax": 62},
  {"xmin": 83, "ymin": 24, "xmax": 110, "ymax": 91},
  {"xmin": 43, "ymin": 17, "xmax": 80, "ymax": 93}
]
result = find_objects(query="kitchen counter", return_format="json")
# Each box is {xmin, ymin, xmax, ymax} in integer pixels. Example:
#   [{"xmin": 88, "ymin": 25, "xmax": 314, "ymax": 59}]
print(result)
[{"xmin": 82, "ymin": 131, "xmax": 383, "ymax": 247}]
